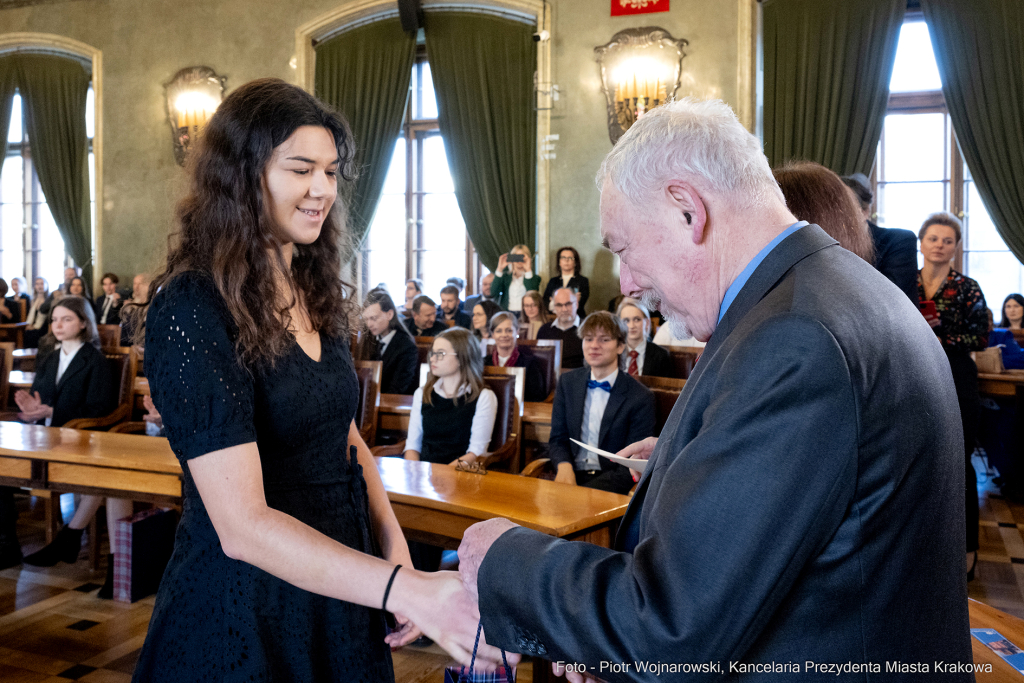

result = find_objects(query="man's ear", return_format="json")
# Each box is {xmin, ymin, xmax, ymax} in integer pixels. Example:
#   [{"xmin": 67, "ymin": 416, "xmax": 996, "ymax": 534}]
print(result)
[{"xmin": 666, "ymin": 181, "xmax": 709, "ymax": 245}]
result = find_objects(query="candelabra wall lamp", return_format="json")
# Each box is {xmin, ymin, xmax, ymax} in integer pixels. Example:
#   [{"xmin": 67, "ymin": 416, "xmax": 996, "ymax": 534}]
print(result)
[
  {"xmin": 164, "ymin": 66, "xmax": 226, "ymax": 166},
  {"xmin": 594, "ymin": 27, "xmax": 688, "ymax": 144}
]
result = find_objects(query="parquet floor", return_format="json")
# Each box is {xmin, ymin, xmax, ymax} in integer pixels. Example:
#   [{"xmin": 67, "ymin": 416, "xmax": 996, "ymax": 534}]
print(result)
[
  {"xmin": 0, "ymin": 493, "xmax": 531, "ymax": 682},
  {"xmin": 5, "ymin": 470, "xmax": 1019, "ymax": 681}
]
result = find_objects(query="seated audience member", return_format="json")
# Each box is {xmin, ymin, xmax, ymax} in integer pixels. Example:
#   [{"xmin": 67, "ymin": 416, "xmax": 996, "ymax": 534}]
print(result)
[
  {"xmin": 5, "ymin": 277, "xmax": 27, "ymax": 322},
  {"xmin": 359, "ymin": 289, "xmax": 419, "ymax": 395},
  {"xmin": 471, "ymin": 299, "xmax": 502, "ymax": 355},
  {"xmin": 547, "ymin": 312, "xmax": 655, "ymax": 494},
  {"xmin": 616, "ymin": 298, "xmax": 672, "ymax": 377},
  {"xmin": 485, "ymin": 311, "xmax": 547, "ymax": 402},
  {"xmin": 0, "ymin": 296, "xmax": 118, "ymax": 574},
  {"xmin": 0, "ymin": 280, "xmax": 17, "ymax": 323},
  {"xmin": 129, "ymin": 273, "xmax": 150, "ymax": 303},
  {"xmin": 67, "ymin": 276, "xmax": 90, "ymax": 300},
  {"xmin": 9, "ymin": 276, "xmax": 29, "ymax": 303},
  {"xmin": 23, "ymin": 277, "xmax": 51, "ymax": 348},
  {"xmin": 990, "ymin": 328, "xmax": 1024, "ymax": 370},
  {"xmin": 58, "ymin": 266, "xmax": 79, "ymax": 294},
  {"xmin": 446, "ymin": 277, "xmax": 466, "ymax": 302},
  {"xmin": 537, "ymin": 287, "xmax": 584, "ymax": 368},
  {"xmin": 999, "ymin": 294, "xmax": 1024, "ymax": 330},
  {"xmin": 404, "ymin": 295, "xmax": 447, "ymax": 337},
  {"xmin": 520, "ymin": 290, "xmax": 550, "ymax": 340},
  {"xmin": 840, "ymin": 171, "xmax": 920, "ymax": 306},
  {"xmin": 120, "ymin": 273, "xmax": 150, "ymax": 345},
  {"xmin": 402, "ymin": 278, "xmax": 423, "ymax": 318},
  {"xmin": 438, "ymin": 285, "xmax": 473, "ymax": 329},
  {"xmin": 542, "ymin": 246, "xmax": 590, "ymax": 315},
  {"xmin": 492, "ymin": 245, "xmax": 540, "ymax": 315},
  {"xmin": 464, "ymin": 273, "xmax": 496, "ymax": 312},
  {"xmin": 94, "ymin": 272, "xmax": 124, "ymax": 325}
]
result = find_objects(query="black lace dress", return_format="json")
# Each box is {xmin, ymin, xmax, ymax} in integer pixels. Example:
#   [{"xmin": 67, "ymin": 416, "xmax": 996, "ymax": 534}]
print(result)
[{"xmin": 132, "ymin": 272, "xmax": 393, "ymax": 682}]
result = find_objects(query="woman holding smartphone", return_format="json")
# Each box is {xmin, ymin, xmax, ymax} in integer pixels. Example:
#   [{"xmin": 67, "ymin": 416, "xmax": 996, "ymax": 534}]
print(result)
[
  {"xmin": 918, "ymin": 212, "xmax": 988, "ymax": 581},
  {"xmin": 491, "ymin": 245, "xmax": 540, "ymax": 315}
]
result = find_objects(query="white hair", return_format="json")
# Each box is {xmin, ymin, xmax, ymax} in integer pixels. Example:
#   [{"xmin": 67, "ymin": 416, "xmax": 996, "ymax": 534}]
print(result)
[{"xmin": 597, "ymin": 98, "xmax": 783, "ymax": 208}]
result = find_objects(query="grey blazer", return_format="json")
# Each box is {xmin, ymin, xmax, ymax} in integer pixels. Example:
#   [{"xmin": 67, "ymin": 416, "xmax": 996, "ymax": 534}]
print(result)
[{"xmin": 477, "ymin": 225, "xmax": 972, "ymax": 680}]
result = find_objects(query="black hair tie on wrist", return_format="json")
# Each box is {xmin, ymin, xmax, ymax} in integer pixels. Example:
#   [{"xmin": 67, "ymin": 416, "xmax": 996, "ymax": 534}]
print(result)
[{"xmin": 382, "ymin": 564, "xmax": 402, "ymax": 612}]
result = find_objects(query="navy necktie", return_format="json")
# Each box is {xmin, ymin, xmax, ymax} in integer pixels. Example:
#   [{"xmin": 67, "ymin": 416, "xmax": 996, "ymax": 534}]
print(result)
[{"xmin": 587, "ymin": 379, "xmax": 611, "ymax": 392}]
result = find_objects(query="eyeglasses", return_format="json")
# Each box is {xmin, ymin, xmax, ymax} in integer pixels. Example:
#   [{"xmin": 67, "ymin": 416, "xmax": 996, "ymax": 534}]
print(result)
[
  {"xmin": 428, "ymin": 350, "xmax": 458, "ymax": 361},
  {"xmin": 553, "ymin": 302, "xmax": 575, "ymax": 309},
  {"xmin": 455, "ymin": 459, "xmax": 487, "ymax": 475}
]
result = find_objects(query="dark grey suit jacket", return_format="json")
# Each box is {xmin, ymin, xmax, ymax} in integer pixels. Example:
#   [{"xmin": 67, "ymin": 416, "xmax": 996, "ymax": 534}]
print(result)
[{"xmin": 478, "ymin": 225, "xmax": 972, "ymax": 680}]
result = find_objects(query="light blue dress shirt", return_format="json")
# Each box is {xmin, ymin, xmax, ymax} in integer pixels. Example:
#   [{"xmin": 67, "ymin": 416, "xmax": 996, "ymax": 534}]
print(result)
[{"xmin": 717, "ymin": 222, "xmax": 809, "ymax": 323}]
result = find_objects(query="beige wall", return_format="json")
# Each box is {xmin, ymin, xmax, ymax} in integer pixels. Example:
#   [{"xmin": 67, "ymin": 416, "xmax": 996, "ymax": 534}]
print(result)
[{"xmin": 0, "ymin": 0, "xmax": 751, "ymax": 301}]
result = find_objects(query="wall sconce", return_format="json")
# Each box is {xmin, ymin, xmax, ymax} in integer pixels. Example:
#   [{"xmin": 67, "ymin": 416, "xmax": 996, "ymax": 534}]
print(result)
[
  {"xmin": 594, "ymin": 27, "xmax": 688, "ymax": 144},
  {"xmin": 163, "ymin": 66, "xmax": 226, "ymax": 166}
]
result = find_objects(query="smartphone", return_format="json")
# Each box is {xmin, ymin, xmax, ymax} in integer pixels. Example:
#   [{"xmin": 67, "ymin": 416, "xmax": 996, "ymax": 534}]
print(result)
[
  {"xmin": 507, "ymin": 253, "xmax": 525, "ymax": 263},
  {"xmin": 920, "ymin": 300, "xmax": 939, "ymax": 321}
]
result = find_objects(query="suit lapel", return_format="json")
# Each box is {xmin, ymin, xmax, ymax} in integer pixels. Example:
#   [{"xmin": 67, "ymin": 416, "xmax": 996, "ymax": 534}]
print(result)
[
  {"xmin": 614, "ymin": 225, "xmax": 838, "ymax": 547},
  {"xmin": 54, "ymin": 347, "xmax": 89, "ymax": 395},
  {"xmin": 567, "ymin": 371, "xmax": 588, "ymax": 459}
]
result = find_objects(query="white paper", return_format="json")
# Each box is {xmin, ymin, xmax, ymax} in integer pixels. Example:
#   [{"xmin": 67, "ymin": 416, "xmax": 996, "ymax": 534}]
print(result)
[{"xmin": 570, "ymin": 438, "xmax": 649, "ymax": 472}]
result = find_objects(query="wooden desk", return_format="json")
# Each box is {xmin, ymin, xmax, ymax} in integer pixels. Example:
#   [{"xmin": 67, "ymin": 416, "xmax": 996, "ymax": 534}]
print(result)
[
  {"xmin": 0, "ymin": 422, "xmax": 181, "ymax": 503},
  {"xmin": 970, "ymin": 598, "xmax": 1024, "ymax": 681},
  {"xmin": 375, "ymin": 456, "xmax": 628, "ymax": 550},
  {"xmin": 10, "ymin": 370, "xmax": 33, "ymax": 390},
  {"xmin": 379, "ymin": 393, "xmax": 553, "ymax": 442},
  {"xmin": 978, "ymin": 371, "xmax": 1024, "ymax": 398}
]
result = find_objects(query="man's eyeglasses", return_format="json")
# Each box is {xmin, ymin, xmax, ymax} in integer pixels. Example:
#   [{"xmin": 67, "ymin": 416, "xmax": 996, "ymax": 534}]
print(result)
[{"xmin": 428, "ymin": 350, "xmax": 458, "ymax": 361}]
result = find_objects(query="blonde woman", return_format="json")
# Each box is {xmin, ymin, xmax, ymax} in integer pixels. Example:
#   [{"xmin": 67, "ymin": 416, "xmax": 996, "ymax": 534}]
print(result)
[
  {"xmin": 520, "ymin": 290, "xmax": 549, "ymax": 340},
  {"xmin": 492, "ymin": 244, "xmax": 540, "ymax": 314}
]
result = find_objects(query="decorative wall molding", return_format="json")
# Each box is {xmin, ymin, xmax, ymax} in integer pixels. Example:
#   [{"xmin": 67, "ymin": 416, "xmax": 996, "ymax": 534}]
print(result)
[
  {"xmin": 0, "ymin": 0, "xmax": 86, "ymax": 9},
  {"xmin": 736, "ymin": 0, "xmax": 757, "ymax": 133},
  {"xmin": 0, "ymin": 32, "xmax": 104, "ymax": 286}
]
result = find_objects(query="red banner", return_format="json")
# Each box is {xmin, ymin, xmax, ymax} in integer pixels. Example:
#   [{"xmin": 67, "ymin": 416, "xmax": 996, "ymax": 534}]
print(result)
[{"xmin": 611, "ymin": 0, "xmax": 669, "ymax": 16}]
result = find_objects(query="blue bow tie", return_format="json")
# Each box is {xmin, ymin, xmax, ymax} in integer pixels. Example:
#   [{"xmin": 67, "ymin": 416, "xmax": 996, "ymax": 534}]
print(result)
[{"xmin": 587, "ymin": 380, "xmax": 611, "ymax": 392}]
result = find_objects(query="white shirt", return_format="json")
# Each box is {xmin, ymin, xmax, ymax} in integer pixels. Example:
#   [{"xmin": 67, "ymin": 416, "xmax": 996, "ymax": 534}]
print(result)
[
  {"xmin": 561, "ymin": 274, "xmax": 573, "ymax": 288},
  {"xmin": 577, "ymin": 368, "xmax": 618, "ymax": 470},
  {"xmin": 26, "ymin": 298, "xmax": 45, "ymax": 329},
  {"xmin": 45, "ymin": 340, "xmax": 83, "ymax": 427},
  {"xmin": 99, "ymin": 295, "xmax": 116, "ymax": 324},
  {"xmin": 406, "ymin": 384, "xmax": 498, "ymax": 457},
  {"xmin": 377, "ymin": 329, "xmax": 396, "ymax": 356},
  {"xmin": 553, "ymin": 315, "xmax": 580, "ymax": 332},
  {"xmin": 499, "ymin": 267, "xmax": 533, "ymax": 312},
  {"xmin": 622, "ymin": 340, "xmax": 647, "ymax": 375},
  {"xmin": 497, "ymin": 353, "xmax": 512, "ymax": 367}
]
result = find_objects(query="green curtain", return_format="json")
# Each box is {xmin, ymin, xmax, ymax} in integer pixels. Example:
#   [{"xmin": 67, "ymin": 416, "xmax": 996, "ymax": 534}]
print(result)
[
  {"xmin": 424, "ymin": 12, "xmax": 536, "ymax": 271},
  {"xmin": 0, "ymin": 58, "xmax": 16, "ymax": 166},
  {"xmin": 14, "ymin": 54, "xmax": 92, "ymax": 284},
  {"xmin": 763, "ymin": 0, "xmax": 905, "ymax": 175},
  {"xmin": 315, "ymin": 19, "xmax": 416, "ymax": 252},
  {"xmin": 922, "ymin": 0, "xmax": 1024, "ymax": 264}
]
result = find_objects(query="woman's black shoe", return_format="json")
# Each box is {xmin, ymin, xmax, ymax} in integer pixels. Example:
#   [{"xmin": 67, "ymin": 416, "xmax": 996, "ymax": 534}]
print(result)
[
  {"xmin": 97, "ymin": 554, "xmax": 115, "ymax": 599},
  {"xmin": 23, "ymin": 526, "xmax": 84, "ymax": 567}
]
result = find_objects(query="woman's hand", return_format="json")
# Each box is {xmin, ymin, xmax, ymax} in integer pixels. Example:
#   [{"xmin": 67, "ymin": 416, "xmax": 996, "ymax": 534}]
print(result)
[
  {"xmin": 522, "ymin": 254, "xmax": 533, "ymax": 274},
  {"xmin": 449, "ymin": 454, "xmax": 477, "ymax": 467},
  {"xmin": 142, "ymin": 395, "xmax": 163, "ymax": 427},
  {"xmin": 496, "ymin": 253, "xmax": 508, "ymax": 274},
  {"xmin": 15, "ymin": 390, "xmax": 52, "ymax": 422},
  {"xmin": 382, "ymin": 544, "xmax": 421, "ymax": 648}
]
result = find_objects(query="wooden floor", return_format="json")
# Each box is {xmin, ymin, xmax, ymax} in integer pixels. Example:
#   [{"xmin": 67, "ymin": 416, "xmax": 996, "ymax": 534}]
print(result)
[
  {"xmin": 0, "ymin": 493, "xmax": 531, "ymax": 682},
  {"xmin": 4, "ymin": 466, "xmax": 1021, "ymax": 682}
]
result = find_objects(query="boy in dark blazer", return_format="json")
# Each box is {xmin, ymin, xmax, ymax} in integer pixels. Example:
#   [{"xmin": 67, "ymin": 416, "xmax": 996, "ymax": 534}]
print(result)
[
  {"xmin": 548, "ymin": 312, "xmax": 655, "ymax": 494},
  {"xmin": 361, "ymin": 289, "xmax": 420, "ymax": 395}
]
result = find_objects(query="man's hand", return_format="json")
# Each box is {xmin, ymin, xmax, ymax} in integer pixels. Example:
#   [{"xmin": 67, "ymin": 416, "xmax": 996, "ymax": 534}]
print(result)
[
  {"xmin": 554, "ymin": 462, "xmax": 576, "ymax": 486},
  {"xmin": 457, "ymin": 518, "xmax": 519, "ymax": 602},
  {"xmin": 553, "ymin": 661, "xmax": 608, "ymax": 683},
  {"xmin": 617, "ymin": 437, "xmax": 658, "ymax": 483},
  {"xmin": 142, "ymin": 395, "xmax": 163, "ymax": 427}
]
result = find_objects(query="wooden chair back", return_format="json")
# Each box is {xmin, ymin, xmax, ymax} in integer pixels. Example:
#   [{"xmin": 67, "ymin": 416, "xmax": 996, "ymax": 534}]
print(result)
[
  {"xmin": 0, "ymin": 322, "xmax": 27, "ymax": 348},
  {"xmin": 483, "ymin": 365, "xmax": 525, "ymax": 407},
  {"xmin": 1012, "ymin": 329, "xmax": 1024, "ymax": 347},
  {"xmin": 0, "ymin": 342, "xmax": 14, "ymax": 411},
  {"xmin": 479, "ymin": 371, "xmax": 523, "ymax": 472},
  {"xmin": 484, "ymin": 338, "xmax": 561, "ymax": 402},
  {"xmin": 63, "ymin": 346, "xmax": 138, "ymax": 430},
  {"xmin": 638, "ymin": 375, "xmax": 686, "ymax": 436},
  {"xmin": 135, "ymin": 347, "xmax": 145, "ymax": 377},
  {"xmin": 353, "ymin": 360, "xmax": 383, "ymax": 447},
  {"xmin": 666, "ymin": 346, "xmax": 701, "ymax": 379},
  {"xmin": 97, "ymin": 324, "xmax": 122, "ymax": 349},
  {"xmin": 414, "ymin": 336, "xmax": 436, "ymax": 366},
  {"xmin": 17, "ymin": 299, "xmax": 25, "ymax": 322}
]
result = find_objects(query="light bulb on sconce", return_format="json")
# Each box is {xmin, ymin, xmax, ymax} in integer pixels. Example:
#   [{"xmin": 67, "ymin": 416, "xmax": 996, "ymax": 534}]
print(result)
[
  {"xmin": 595, "ymin": 27, "xmax": 688, "ymax": 144},
  {"xmin": 164, "ymin": 66, "xmax": 226, "ymax": 166}
]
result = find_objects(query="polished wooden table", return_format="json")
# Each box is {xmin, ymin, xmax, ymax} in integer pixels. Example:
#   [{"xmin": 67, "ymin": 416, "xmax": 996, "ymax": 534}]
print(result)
[
  {"xmin": 970, "ymin": 598, "xmax": 1024, "ymax": 680},
  {"xmin": 379, "ymin": 393, "xmax": 553, "ymax": 442},
  {"xmin": 978, "ymin": 370, "xmax": 1024, "ymax": 398},
  {"xmin": 0, "ymin": 422, "xmax": 181, "ymax": 504},
  {"xmin": 375, "ymin": 456, "xmax": 629, "ymax": 550},
  {"xmin": 12, "ymin": 348, "xmax": 36, "ymax": 371}
]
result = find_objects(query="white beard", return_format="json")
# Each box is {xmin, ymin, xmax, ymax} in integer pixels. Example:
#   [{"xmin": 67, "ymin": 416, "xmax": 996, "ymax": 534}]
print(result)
[{"xmin": 639, "ymin": 289, "xmax": 691, "ymax": 340}]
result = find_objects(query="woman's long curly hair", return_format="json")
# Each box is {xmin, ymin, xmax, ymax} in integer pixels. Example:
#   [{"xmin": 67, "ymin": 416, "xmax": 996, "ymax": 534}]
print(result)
[{"xmin": 134, "ymin": 78, "xmax": 358, "ymax": 367}]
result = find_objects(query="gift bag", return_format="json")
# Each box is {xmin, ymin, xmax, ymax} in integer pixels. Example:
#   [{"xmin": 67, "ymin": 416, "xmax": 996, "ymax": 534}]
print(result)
[
  {"xmin": 974, "ymin": 347, "xmax": 1005, "ymax": 374},
  {"xmin": 444, "ymin": 622, "xmax": 515, "ymax": 683},
  {"xmin": 113, "ymin": 507, "xmax": 178, "ymax": 603}
]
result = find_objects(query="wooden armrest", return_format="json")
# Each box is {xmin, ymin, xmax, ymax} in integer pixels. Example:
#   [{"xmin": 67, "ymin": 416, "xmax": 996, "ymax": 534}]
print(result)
[
  {"xmin": 477, "ymin": 432, "xmax": 518, "ymax": 471},
  {"xmin": 519, "ymin": 458, "xmax": 550, "ymax": 478},
  {"xmin": 0, "ymin": 411, "xmax": 23, "ymax": 422},
  {"xmin": 109, "ymin": 421, "xmax": 148, "ymax": 434},
  {"xmin": 370, "ymin": 440, "xmax": 406, "ymax": 458},
  {"xmin": 63, "ymin": 404, "xmax": 131, "ymax": 431}
]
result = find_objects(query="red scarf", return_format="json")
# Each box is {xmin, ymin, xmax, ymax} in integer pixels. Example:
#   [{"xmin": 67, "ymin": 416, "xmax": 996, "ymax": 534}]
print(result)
[{"xmin": 492, "ymin": 345, "xmax": 520, "ymax": 367}]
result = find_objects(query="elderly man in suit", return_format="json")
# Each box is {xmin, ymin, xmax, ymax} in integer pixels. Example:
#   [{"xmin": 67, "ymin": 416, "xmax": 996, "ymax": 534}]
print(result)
[{"xmin": 383, "ymin": 98, "xmax": 973, "ymax": 680}]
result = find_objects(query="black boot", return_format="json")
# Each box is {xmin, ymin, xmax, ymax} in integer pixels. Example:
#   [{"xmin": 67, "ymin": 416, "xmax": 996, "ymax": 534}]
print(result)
[
  {"xmin": 0, "ymin": 487, "xmax": 22, "ymax": 570},
  {"xmin": 23, "ymin": 526, "xmax": 84, "ymax": 567},
  {"xmin": 97, "ymin": 554, "xmax": 115, "ymax": 600}
]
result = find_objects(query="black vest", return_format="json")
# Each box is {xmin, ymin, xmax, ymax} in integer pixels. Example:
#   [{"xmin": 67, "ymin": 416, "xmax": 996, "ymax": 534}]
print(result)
[{"xmin": 419, "ymin": 389, "xmax": 479, "ymax": 464}]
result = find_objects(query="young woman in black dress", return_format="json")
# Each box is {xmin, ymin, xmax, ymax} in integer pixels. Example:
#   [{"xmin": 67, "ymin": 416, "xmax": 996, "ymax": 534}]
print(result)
[{"xmin": 131, "ymin": 79, "xmax": 506, "ymax": 681}]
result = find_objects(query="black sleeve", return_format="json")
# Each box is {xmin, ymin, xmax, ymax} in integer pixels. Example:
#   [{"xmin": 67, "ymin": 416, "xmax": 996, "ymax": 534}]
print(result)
[
  {"xmin": 478, "ymin": 314, "xmax": 859, "ymax": 676},
  {"xmin": 391, "ymin": 335, "xmax": 421, "ymax": 395},
  {"xmin": 575, "ymin": 276, "xmax": 590, "ymax": 315},
  {"xmin": 29, "ymin": 353, "xmax": 57, "ymax": 406},
  {"xmin": 884, "ymin": 229, "xmax": 921, "ymax": 307},
  {"xmin": 81, "ymin": 349, "xmax": 117, "ymax": 418},
  {"xmin": 542, "ymin": 278, "xmax": 557, "ymax": 310},
  {"xmin": 546, "ymin": 373, "xmax": 574, "ymax": 467},
  {"xmin": 523, "ymin": 358, "xmax": 547, "ymax": 403}
]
